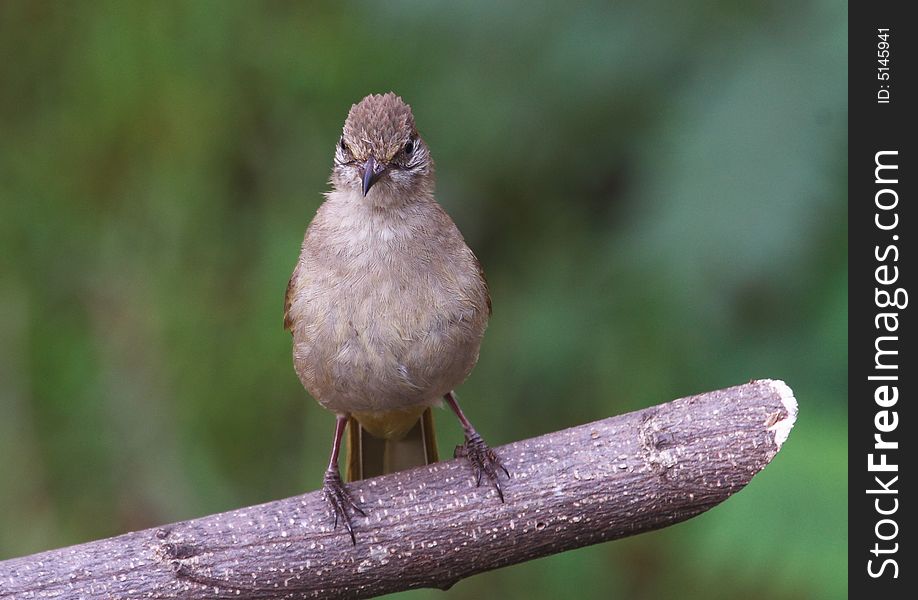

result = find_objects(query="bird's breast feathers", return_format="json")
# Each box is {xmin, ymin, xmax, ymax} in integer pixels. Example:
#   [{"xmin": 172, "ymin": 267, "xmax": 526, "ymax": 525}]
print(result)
[{"xmin": 288, "ymin": 192, "xmax": 489, "ymax": 411}]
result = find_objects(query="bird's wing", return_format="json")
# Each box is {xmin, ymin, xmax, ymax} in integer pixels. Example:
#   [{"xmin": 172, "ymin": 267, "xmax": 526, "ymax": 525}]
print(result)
[
  {"xmin": 283, "ymin": 262, "xmax": 301, "ymax": 333},
  {"xmin": 471, "ymin": 250, "xmax": 492, "ymax": 317}
]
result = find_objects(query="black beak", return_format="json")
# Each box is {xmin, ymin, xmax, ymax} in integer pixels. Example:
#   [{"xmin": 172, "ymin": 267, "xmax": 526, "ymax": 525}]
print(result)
[{"xmin": 361, "ymin": 156, "xmax": 387, "ymax": 196}]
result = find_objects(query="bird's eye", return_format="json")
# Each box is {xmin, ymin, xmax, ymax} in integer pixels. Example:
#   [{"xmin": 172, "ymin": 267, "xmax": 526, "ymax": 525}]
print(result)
[
  {"xmin": 404, "ymin": 139, "xmax": 415, "ymax": 155},
  {"xmin": 339, "ymin": 137, "xmax": 348, "ymax": 152}
]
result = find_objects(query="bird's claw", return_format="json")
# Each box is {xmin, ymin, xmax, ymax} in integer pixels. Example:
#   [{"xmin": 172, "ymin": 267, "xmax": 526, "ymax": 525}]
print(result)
[
  {"xmin": 454, "ymin": 431, "xmax": 510, "ymax": 502},
  {"xmin": 322, "ymin": 469, "xmax": 364, "ymax": 544}
]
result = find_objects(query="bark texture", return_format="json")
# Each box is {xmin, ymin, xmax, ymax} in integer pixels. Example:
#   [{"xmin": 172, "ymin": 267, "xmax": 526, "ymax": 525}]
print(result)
[{"xmin": 0, "ymin": 379, "xmax": 797, "ymax": 599}]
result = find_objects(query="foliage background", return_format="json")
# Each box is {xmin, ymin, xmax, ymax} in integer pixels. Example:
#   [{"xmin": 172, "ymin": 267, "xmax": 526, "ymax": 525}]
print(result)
[{"xmin": 1, "ymin": 2, "xmax": 846, "ymax": 598}]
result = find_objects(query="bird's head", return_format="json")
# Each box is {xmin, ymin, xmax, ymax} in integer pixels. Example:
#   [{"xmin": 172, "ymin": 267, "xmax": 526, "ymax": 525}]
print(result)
[{"xmin": 331, "ymin": 93, "xmax": 434, "ymax": 204}]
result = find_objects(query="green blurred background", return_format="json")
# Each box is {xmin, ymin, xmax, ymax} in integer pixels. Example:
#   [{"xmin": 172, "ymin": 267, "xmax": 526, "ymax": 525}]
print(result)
[{"xmin": 0, "ymin": 1, "xmax": 846, "ymax": 598}]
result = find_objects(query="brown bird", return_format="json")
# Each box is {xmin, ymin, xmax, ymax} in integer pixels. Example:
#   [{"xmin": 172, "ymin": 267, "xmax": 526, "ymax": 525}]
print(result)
[{"xmin": 284, "ymin": 92, "xmax": 507, "ymax": 542}]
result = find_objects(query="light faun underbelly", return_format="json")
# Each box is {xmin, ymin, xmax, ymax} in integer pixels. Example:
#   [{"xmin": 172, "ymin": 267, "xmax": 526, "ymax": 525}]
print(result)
[{"xmin": 294, "ymin": 276, "xmax": 483, "ymax": 415}]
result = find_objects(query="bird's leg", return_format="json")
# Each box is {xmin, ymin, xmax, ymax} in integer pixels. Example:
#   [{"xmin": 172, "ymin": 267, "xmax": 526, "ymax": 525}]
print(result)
[
  {"xmin": 322, "ymin": 414, "xmax": 365, "ymax": 544},
  {"xmin": 444, "ymin": 391, "xmax": 510, "ymax": 501}
]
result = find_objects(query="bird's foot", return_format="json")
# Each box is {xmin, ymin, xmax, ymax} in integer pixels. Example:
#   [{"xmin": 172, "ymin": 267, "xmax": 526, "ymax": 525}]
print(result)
[
  {"xmin": 454, "ymin": 430, "xmax": 510, "ymax": 502},
  {"xmin": 322, "ymin": 468, "xmax": 365, "ymax": 544}
]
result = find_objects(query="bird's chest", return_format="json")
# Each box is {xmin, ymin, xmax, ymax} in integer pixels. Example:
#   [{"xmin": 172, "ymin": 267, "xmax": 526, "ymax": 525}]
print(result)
[
  {"xmin": 289, "ymin": 201, "xmax": 487, "ymax": 410},
  {"xmin": 296, "ymin": 220, "xmax": 462, "ymax": 354},
  {"xmin": 319, "ymin": 258, "xmax": 434, "ymax": 344}
]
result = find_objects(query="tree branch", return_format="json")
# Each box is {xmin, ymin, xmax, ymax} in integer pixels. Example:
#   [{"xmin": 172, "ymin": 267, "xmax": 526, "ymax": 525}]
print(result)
[{"xmin": 0, "ymin": 379, "xmax": 797, "ymax": 599}]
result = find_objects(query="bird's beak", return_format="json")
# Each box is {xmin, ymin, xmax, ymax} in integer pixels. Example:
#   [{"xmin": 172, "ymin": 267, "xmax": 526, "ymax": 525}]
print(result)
[{"xmin": 361, "ymin": 155, "xmax": 387, "ymax": 196}]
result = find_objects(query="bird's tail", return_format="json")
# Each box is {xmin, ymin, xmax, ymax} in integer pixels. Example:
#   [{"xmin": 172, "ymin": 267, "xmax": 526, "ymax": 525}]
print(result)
[{"xmin": 345, "ymin": 408, "xmax": 439, "ymax": 481}]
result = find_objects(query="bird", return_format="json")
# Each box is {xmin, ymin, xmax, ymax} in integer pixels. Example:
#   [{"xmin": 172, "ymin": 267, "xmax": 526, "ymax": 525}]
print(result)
[{"xmin": 284, "ymin": 92, "xmax": 507, "ymax": 543}]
